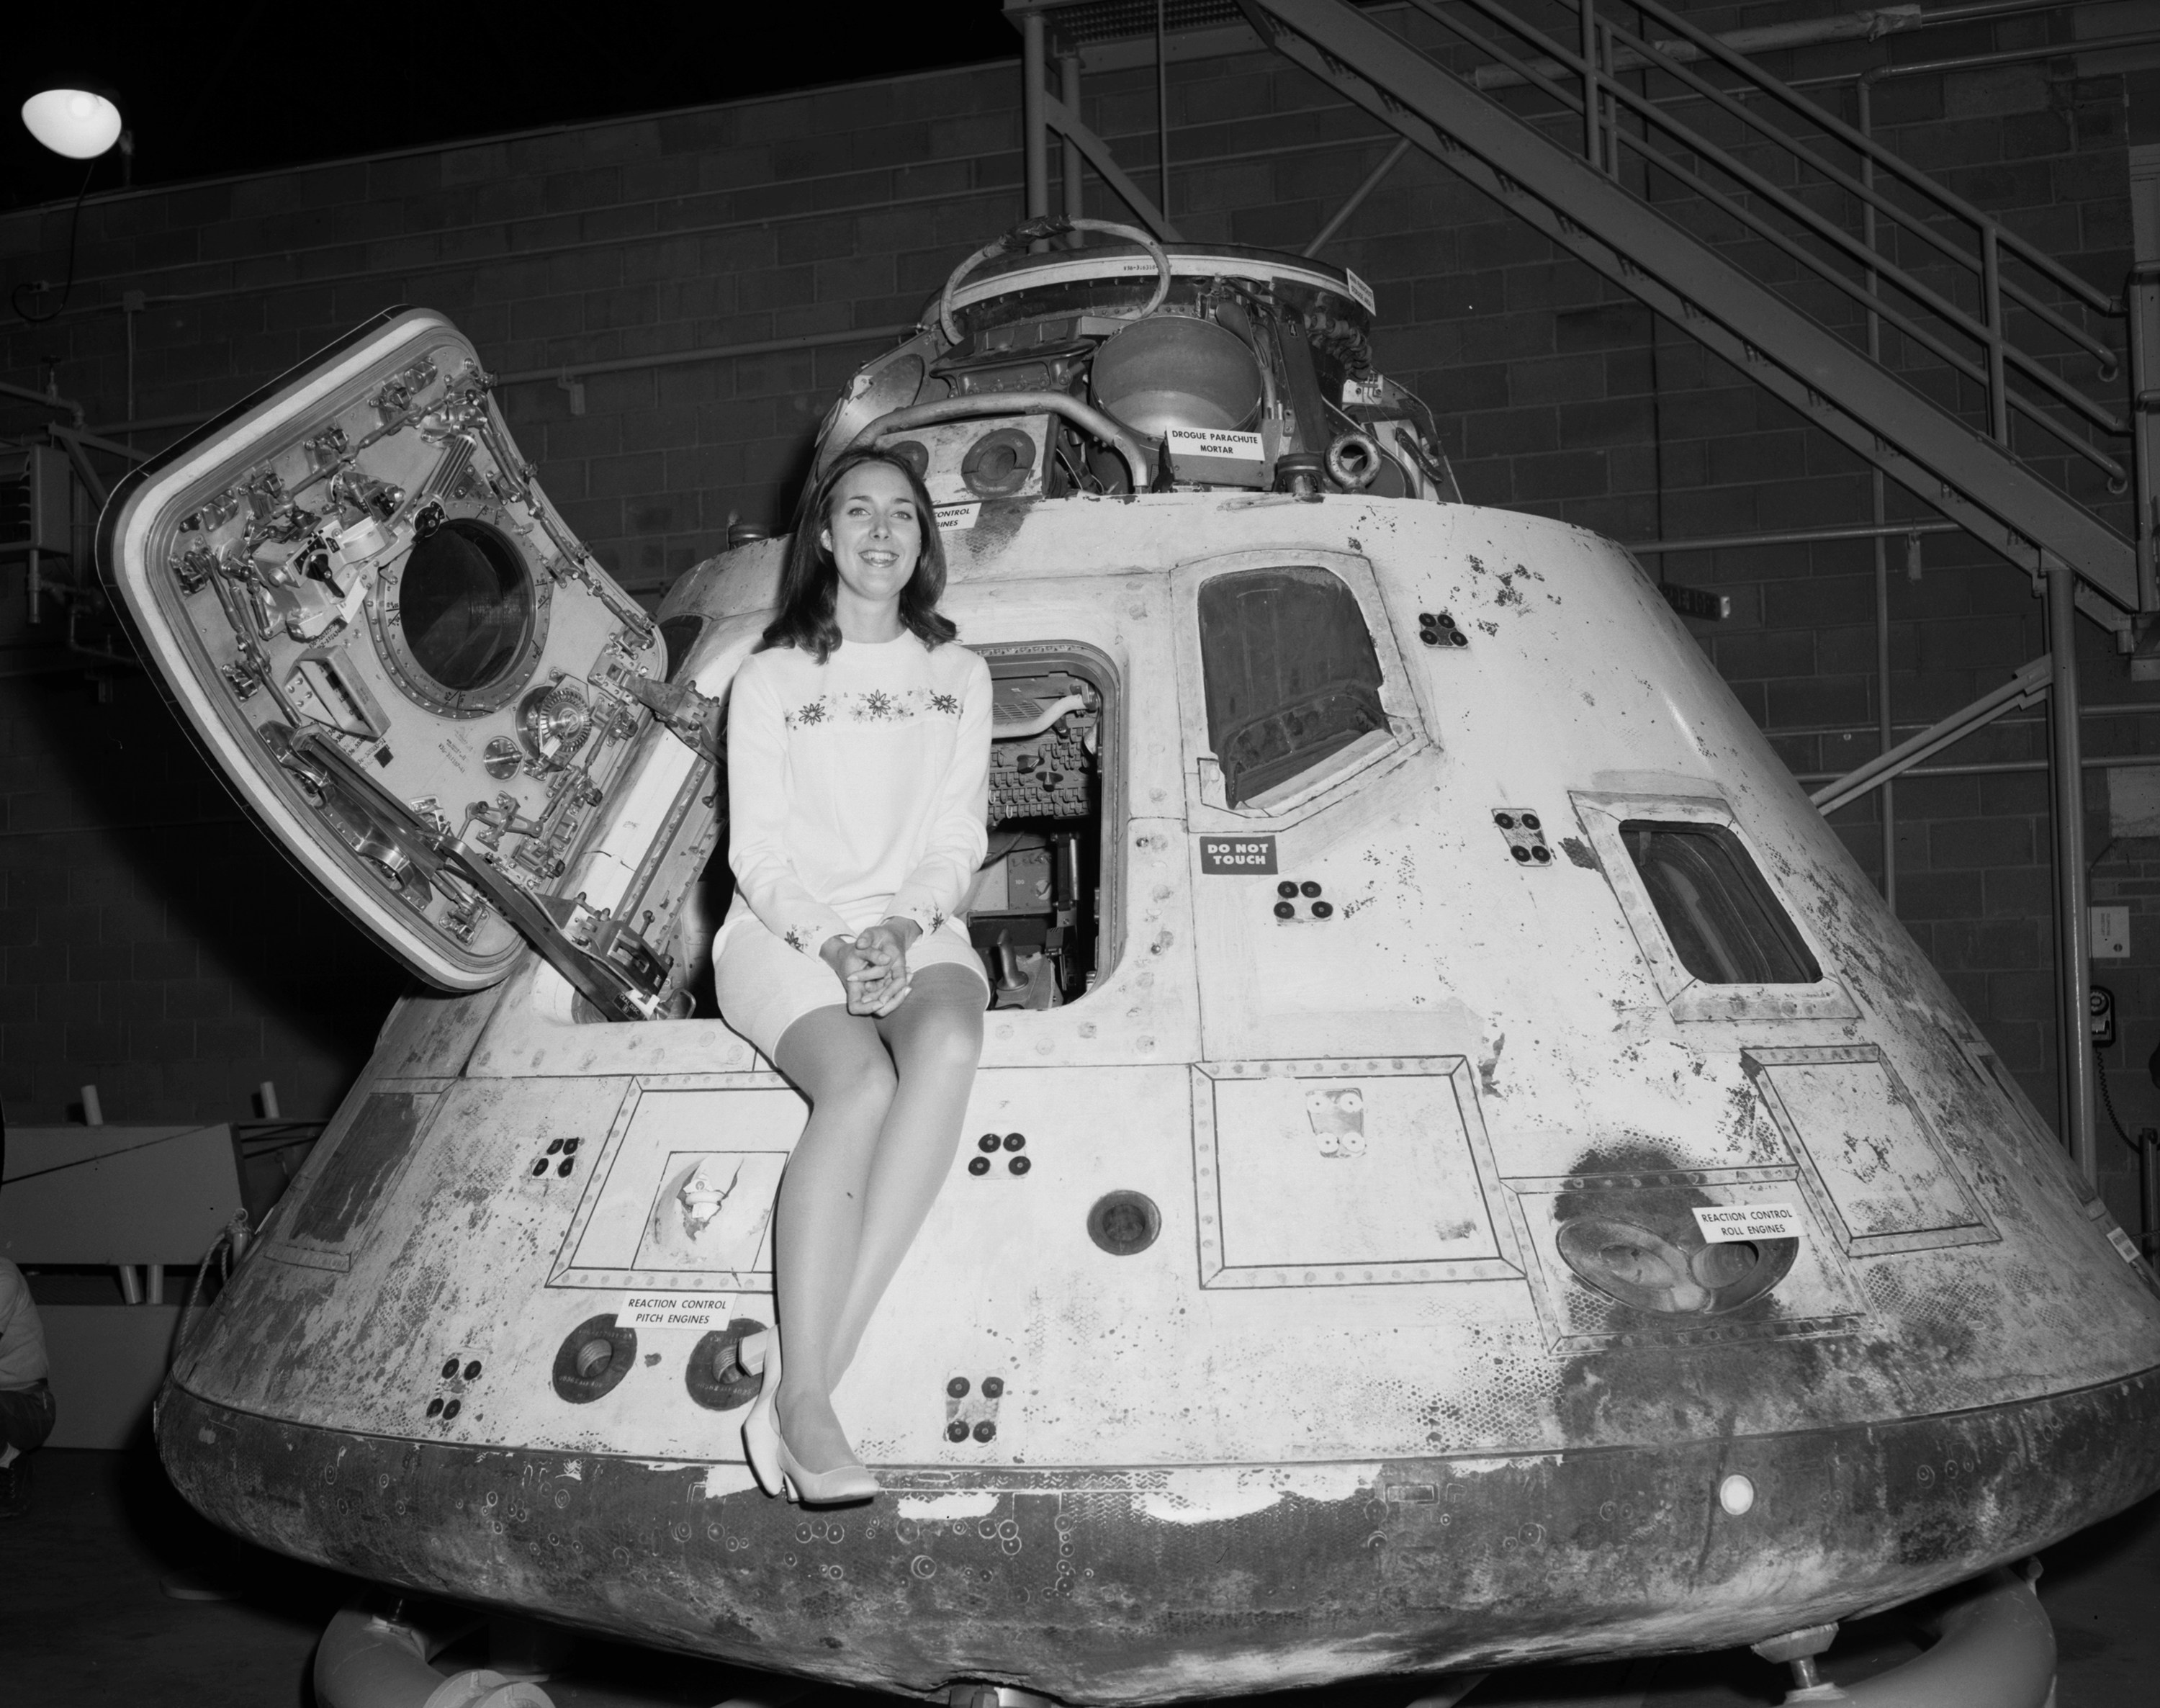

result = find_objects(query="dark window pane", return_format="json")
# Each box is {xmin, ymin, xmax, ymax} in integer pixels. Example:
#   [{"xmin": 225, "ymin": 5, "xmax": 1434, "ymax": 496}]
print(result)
[
  {"xmin": 1620, "ymin": 822, "xmax": 1822, "ymax": 984},
  {"xmin": 1197, "ymin": 567, "xmax": 1387, "ymax": 807},
  {"xmin": 400, "ymin": 518, "xmax": 534, "ymax": 692}
]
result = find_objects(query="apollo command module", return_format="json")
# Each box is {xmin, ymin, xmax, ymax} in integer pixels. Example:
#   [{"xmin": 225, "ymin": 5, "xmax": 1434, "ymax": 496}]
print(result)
[{"xmin": 97, "ymin": 217, "xmax": 2160, "ymax": 1707}]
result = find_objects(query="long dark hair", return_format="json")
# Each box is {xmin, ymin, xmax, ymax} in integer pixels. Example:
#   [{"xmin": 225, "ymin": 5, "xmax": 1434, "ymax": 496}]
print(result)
[{"xmin": 757, "ymin": 447, "xmax": 956, "ymax": 660}]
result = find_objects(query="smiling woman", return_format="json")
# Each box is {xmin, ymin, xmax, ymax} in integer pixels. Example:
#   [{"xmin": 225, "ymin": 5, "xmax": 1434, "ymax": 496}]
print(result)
[{"xmin": 708, "ymin": 446, "xmax": 993, "ymax": 1509}]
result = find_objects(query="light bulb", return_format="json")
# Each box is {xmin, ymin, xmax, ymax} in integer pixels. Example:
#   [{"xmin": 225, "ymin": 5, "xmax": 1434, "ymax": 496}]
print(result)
[{"xmin": 22, "ymin": 89, "xmax": 125, "ymax": 161}]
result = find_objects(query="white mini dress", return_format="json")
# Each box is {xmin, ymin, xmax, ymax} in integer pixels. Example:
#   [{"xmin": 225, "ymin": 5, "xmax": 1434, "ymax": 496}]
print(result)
[{"xmin": 713, "ymin": 631, "xmax": 993, "ymax": 1059}]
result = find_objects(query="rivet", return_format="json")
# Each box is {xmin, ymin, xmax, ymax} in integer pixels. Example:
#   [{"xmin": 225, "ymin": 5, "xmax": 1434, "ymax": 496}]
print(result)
[
  {"xmin": 973, "ymin": 1421, "xmax": 997, "ymax": 1443},
  {"xmin": 1274, "ymin": 901, "xmax": 1296, "ymax": 919},
  {"xmin": 968, "ymin": 1156, "xmax": 991, "ymax": 1176},
  {"xmin": 948, "ymin": 1377, "xmax": 971, "ymax": 1398},
  {"xmin": 978, "ymin": 1134, "xmax": 1002, "ymax": 1153},
  {"xmin": 1009, "ymin": 1156, "xmax": 1032, "ymax": 1176},
  {"xmin": 1003, "ymin": 1133, "xmax": 1025, "ymax": 1151},
  {"xmin": 1312, "ymin": 901, "xmax": 1334, "ymax": 919},
  {"xmin": 983, "ymin": 1377, "xmax": 1005, "ymax": 1398}
]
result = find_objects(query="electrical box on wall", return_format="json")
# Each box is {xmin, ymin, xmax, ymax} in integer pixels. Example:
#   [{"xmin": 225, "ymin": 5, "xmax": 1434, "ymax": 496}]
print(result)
[
  {"xmin": 2092, "ymin": 904, "xmax": 2132, "ymax": 961},
  {"xmin": 0, "ymin": 444, "xmax": 72, "ymax": 559}
]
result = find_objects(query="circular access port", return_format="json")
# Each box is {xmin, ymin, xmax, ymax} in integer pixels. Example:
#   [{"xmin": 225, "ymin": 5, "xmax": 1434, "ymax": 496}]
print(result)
[
  {"xmin": 960, "ymin": 428, "xmax": 1039, "ymax": 498},
  {"xmin": 685, "ymin": 1318, "xmax": 768, "ymax": 1412},
  {"xmin": 1087, "ymin": 1190, "xmax": 1161, "ymax": 1257},
  {"xmin": 552, "ymin": 1314, "xmax": 637, "ymax": 1404},
  {"xmin": 379, "ymin": 517, "xmax": 542, "ymax": 714}
]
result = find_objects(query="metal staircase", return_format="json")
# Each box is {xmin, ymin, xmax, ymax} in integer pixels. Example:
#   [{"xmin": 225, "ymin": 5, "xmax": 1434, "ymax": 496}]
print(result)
[{"xmin": 1233, "ymin": 0, "xmax": 2154, "ymax": 631}]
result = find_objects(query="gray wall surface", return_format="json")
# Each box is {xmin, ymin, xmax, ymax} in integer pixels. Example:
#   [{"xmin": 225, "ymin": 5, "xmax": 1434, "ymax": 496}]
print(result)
[{"xmin": 1, "ymin": 2, "xmax": 2154, "ymax": 1231}]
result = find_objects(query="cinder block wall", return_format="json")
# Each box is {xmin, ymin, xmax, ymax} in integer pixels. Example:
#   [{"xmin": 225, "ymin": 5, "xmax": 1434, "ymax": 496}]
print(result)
[{"xmin": 0, "ymin": 5, "xmax": 2152, "ymax": 1233}]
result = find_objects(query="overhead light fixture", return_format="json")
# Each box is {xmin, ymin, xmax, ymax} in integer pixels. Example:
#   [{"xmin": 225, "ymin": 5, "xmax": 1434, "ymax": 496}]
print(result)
[
  {"xmin": 21, "ymin": 86, "xmax": 125, "ymax": 161},
  {"xmin": 11, "ymin": 81, "xmax": 132, "ymax": 326}
]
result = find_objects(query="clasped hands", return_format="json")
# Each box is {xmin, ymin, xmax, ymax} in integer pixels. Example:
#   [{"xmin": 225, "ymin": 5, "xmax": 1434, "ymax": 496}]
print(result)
[{"xmin": 820, "ymin": 917, "xmax": 923, "ymax": 1016}]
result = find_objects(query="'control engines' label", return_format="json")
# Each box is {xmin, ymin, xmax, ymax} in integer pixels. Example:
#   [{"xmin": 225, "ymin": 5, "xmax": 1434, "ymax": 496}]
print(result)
[
  {"xmin": 1692, "ymin": 1204, "xmax": 1801, "ymax": 1244},
  {"xmin": 1200, "ymin": 835, "xmax": 1278, "ymax": 874}
]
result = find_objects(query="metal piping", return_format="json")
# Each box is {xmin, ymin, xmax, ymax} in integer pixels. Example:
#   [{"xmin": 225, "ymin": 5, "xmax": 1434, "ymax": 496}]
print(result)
[
  {"xmin": 1059, "ymin": 53, "xmax": 1085, "ymax": 232},
  {"xmin": 2049, "ymin": 562, "xmax": 2099, "ymax": 1184},
  {"xmin": 1628, "ymin": 519, "xmax": 1961, "ymax": 555},
  {"xmin": 0, "ymin": 377, "xmax": 86, "ymax": 428},
  {"xmin": 1023, "ymin": 10, "xmax": 1051, "ymax": 235},
  {"xmin": 1811, "ymin": 655, "xmax": 2050, "ymax": 814},
  {"xmin": 1303, "ymin": 138, "xmax": 1412, "ymax": 256}
]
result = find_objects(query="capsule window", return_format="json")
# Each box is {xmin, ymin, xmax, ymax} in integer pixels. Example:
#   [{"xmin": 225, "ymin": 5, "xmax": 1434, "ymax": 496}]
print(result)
[
  {"xmin": 1196, "ymin": 567, "xmax": 1387, "ymax": 809},
  {"xmin": 1619, "ymin": 822, "xmax": 1820, "ymax": 986}
]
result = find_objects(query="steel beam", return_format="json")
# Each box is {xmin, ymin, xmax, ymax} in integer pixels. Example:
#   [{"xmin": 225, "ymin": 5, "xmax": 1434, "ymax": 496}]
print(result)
[
  {"xmin": 2049, "ymin": 565, "xmax": 2098, "ymax": 1184},
  {"xmin": 1041, "ymin": 94, "xmax": 1184, "ymax": 242},
  {"xmin": 1236, "ymin": 0, "xmax": 2140, "ymax": 619},
  {"xmin": 1810, "ymin": 655, "xmax": 2048, "ymax": 816}
]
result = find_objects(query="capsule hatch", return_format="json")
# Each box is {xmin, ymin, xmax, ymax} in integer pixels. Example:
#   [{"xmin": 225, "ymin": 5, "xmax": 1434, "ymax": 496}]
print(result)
[{"xmin": 96, "ymin": 307, "xmax": 673, "ymax": 1017}]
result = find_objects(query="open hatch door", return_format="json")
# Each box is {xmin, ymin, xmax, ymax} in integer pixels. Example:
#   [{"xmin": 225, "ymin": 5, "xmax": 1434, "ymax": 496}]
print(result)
[{"xmin": 99, "ymin": 308, "xmax": 680, "ymax": 1020}]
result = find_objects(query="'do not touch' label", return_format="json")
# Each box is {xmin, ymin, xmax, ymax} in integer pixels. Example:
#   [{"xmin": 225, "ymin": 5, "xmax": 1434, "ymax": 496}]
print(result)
[
  {"xmin": 1200, "ymin": 835, "xmax": 1278, "ymax": 874},
  {"xmin": 1691, "ymin": 1203, "xmax": 1802, "ymax": 1244}
]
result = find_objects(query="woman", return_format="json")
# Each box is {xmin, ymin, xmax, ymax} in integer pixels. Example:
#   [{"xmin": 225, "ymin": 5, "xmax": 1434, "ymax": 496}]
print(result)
[{"xmin": 714, "ymin": 446, "xmax": 991, "ymax": 1505}]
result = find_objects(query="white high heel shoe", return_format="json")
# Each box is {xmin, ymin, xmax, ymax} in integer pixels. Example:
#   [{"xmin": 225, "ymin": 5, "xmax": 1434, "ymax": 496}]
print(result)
[
  {"xmin": 736, "ymin": 1328, "xmax": 878, "ymax": 1505},
  {"xmin": 735, "ymin": 1329, "xmax": 783, "ymax": 1498}
]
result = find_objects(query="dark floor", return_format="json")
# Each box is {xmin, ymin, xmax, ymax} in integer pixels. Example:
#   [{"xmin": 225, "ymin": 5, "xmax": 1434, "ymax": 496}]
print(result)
[{"xmin": 1, "ymin": 1441, "xmax": 2155, "ymax": 1708}]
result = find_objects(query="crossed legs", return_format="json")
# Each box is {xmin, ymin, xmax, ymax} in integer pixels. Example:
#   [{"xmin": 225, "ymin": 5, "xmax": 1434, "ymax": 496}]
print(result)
[{"xmin": 769, "ymin": 963, "xmax": 984, "ymax": 1474}]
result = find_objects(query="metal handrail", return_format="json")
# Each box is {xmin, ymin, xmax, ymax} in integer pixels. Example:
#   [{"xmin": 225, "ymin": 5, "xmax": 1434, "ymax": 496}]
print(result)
[
  {"xmin": 1599, "ymin": 12, "xmax": 2125, "ymax": 395},
  {"xmin": 1624, "ymin": 0, "xmax": 2113, "ymax": 316},
  {"xmin": 1396, "ymin": 0, "xmax": 2133, "ymax": 494},
  {"xmin": 1426, "ymin": 0, "xmax": 2123, "ymax": 397}
]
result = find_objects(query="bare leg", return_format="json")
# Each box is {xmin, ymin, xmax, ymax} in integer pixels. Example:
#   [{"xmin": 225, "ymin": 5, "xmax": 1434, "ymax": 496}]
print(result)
[
  {"xmin": 770, "ymin": 1004, "xmax": 896, "ymax": 1474},
  {"xmin": 827, "ymin": 964, "xmax": 986, "ymax": 1380}
]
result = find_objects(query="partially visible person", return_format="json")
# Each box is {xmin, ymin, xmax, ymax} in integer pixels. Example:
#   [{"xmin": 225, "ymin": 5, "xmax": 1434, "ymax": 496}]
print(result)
[{"xmin": 0, "ymin": 1256, "xmax": 53, "ymax": 1518}]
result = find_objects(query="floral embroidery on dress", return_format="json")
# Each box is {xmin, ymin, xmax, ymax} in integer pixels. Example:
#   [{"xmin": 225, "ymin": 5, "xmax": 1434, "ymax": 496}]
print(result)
[
  {"xmin": 785, "ymin": 687, "xmax": 966, "ymax": 729},
  {"xmin": 783, "ymin": 926, "xmax": 812, "ymax": 953},
  {"xmin": 926, "ymin": 907, "xmax": 947, "ymax": 934}
]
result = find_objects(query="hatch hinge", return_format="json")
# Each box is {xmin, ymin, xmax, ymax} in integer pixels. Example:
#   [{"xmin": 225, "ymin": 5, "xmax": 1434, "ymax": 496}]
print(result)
[{"xmin": 285, "ymin": 727, "xmax": 663, "ymax": 1021}]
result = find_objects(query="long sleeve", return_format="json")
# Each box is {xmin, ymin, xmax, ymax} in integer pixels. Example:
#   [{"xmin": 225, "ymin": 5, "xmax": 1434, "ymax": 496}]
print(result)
[
  {"xmin": 725, "ymin": 660, "xmax": 854, "ymax": 956},
  {"xmin": 886, "ymin": 652, "xmax": 992, "ymax": 938}
]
